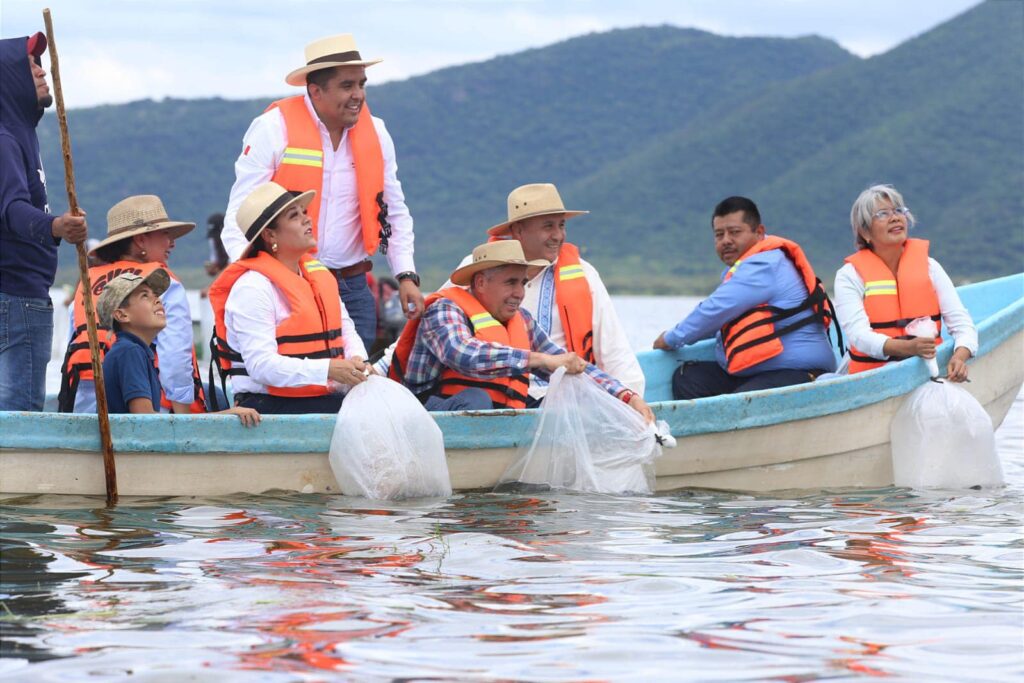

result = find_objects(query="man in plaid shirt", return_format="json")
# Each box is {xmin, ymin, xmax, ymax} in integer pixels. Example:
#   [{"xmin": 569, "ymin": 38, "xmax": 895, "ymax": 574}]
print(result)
[{"xmin": 391, "ymin": 241, "xmax": 653, "ymax": 421}]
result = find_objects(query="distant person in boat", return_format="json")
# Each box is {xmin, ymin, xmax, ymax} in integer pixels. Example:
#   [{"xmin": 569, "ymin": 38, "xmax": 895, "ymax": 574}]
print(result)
[
  {"xmin": 0, "ymin": 32, "xmax": 89, "ymax": 412},
  {"xmin": 199, "ymin": 212, "xmax": 229, "ymax": 299},
  {"xmin": 209, "ymin": 182, "xmax": 369, "ymax": 415},
  {"xmin": 221, "ymin": 33, "xmax": 424, "ymax": 350},
  {"xmin": 653, "ymin": 196, "xmax": 838, "ymax": 398},
  {"xmin": 60, "ymin": 195, "xmax": 206, "ymax": 415},
  {"xmin": 388, "ymin": 240, "xmax": 654, "ymax": 421},
  {"xmin": 835, "ymin": 184, "xmax": 976, "ymax": 381},
  {"xmin": 96, "ymin": 270, "xmax": 259, "ymax": 425}
]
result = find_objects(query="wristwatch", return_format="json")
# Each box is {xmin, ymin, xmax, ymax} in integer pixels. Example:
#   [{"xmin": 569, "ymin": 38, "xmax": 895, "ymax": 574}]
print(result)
[{"xmin": 396, "ymin": 271, "xmax": 420, "ymax": 287}]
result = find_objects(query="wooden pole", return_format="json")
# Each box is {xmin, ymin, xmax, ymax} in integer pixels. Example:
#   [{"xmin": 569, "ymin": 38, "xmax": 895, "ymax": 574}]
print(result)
[{"xmin": 43, "ymin": 8, "xmax": 118, "ymax": 505}]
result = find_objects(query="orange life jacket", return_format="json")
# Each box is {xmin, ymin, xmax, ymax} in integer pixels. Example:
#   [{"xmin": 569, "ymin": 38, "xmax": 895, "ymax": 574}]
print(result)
[
  {"xmin": 58, "ymin": 261, "xmax": 206, "ymax": 413},
  {"xmin": 553, "ymin": 243, "xmax": 595, "ymax": 363},
  {"xmin": 845, "ymin": 238, "xmax": 941, "ymax": 374},
  {"xmin": 266, "ymin": 95, "xmax": 390, "ymax": 255},
  {"xmin": 719, "ymin": 236, "xmax": 837, "ymax": 374},
  {"xmin": 208, "ymin": 252, "xmax": 346, "ymax": 403},
  {"xmin": 388, "ymin": 287, "xmax": 531, "ymax": 409}
]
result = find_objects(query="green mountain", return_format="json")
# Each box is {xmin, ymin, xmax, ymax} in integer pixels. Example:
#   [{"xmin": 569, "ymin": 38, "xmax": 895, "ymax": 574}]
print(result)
[{"xmin": 39, "ymin": 0, "xmax": 1020, "ymax": 294}]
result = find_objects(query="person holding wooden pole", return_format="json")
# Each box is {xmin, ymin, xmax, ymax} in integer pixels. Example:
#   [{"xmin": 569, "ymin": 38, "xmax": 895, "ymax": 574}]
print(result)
[{"xmin": 0, "ymin": 30, "xmax": 88, "ymax": 412}]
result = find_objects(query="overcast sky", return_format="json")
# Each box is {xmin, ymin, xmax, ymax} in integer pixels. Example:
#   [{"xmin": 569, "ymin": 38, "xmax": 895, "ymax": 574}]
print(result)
[{"xmin": 3, "ymin": 0, "xmax": 981, "ymax": 109}]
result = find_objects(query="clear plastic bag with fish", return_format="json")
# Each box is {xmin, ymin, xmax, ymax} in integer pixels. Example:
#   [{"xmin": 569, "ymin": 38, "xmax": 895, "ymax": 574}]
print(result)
[
  {"xmin": 890, "ymin": 380, "xmax": 1003, "ymax": 489},
  {"xmin": 329, "ymin": 375, "xmax": 452, "ymax": 499},
  {"xmin": 497, "ymin": 367, "xmax": 668, "ymax": 495}
]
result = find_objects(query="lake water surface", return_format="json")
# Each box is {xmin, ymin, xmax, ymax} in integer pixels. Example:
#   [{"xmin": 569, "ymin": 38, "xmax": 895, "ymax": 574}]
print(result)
[{"xmin": 4, "ymin": 295, "xmax": 1022, "ymax": 681}]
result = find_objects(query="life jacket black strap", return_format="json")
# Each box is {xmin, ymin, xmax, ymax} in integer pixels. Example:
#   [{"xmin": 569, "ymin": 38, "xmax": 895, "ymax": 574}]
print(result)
[
  {"xmin": 869, "ymin": 313, "xmax": 941, "ymax": 330},
  {"xmin": 276, "ymin": 328, "xmax": 343, "ymax": 345},
  {"xmin": 438, "ymin": 376, "xmax": 529, "ymax": 405}
]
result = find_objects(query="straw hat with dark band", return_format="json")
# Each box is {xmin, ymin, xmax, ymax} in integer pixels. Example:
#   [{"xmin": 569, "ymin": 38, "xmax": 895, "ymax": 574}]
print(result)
[
  {"xmin": 90, "ymin": 195, "xmax": 195, "ymax": 254},
  {"xmin": 286, "ymin": 34, "xmax": 382, "ymax": 87},
  {"xmin": 487, "ymin": 183, "xmax": 589, "ymax": 237},
  {"xmin": 450, "ymin": 240, "xmax": 550, "ymax": 286},
  {"xmin": 237, "ymin": 182, "xmax": 316, "ymax": 259}
]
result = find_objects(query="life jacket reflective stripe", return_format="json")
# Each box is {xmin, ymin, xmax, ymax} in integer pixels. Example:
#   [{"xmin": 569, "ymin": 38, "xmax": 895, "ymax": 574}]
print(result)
[
  {"xmin": 718, "ymin": 236, "xmax": 838, "ymax": 374},
  {"xmin": 844, "ymin": 238, "xmax": 941, "ymax": 374},
  {"xmin": 388, "ymin": 287, "xmax": 531, "ymax": 409},
  {"xmin": 553, "ymin": 243, "xmax": 595, "ymax": 363},
  {"xmin": 266, "ymin": 96, "xmax": 390, "ymax": 255},
  {"xmin": 208, "ymin": 252, "xmax": 345, "ymax": 403},
  {"xmin": 58, "ymin": 261, "xmax": 206, "ymax": 413}
]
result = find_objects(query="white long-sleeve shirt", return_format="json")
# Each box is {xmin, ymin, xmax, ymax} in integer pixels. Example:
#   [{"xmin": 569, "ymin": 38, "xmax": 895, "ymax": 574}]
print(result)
[
  {"xmin": 224, "ymin": 270, "xmax": 366, "ymax": 395},
  {"xmin": 70, "ymin": 276, "xmax": 196, "ymax": 412},
  {"xmin": 834, "ymin": 258, "xmax": 978, "ymax": 361},
  {"xmin": 433, "ymin": 253, "xmax": 645, "ymax": 400},
  {"xmin": 222, "ymin": 94, "xmax": 415, "ymax": 275}
]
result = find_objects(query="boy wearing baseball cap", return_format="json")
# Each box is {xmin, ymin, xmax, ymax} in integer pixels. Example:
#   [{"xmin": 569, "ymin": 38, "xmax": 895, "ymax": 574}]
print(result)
[{"xmin": 97, "ymin": 271, "xmax": 260, "ymax": 425}]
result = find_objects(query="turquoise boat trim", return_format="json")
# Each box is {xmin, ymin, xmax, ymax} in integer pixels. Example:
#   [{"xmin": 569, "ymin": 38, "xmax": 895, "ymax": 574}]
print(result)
[{"xmin": 1, "ymin": 274, "xmax": 1020, "ymax": 454}]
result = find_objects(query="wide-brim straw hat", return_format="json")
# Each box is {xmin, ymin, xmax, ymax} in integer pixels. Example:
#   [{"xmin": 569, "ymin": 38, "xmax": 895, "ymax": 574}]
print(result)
[
  {"xmin": 91, "ymin": 195, "xmax": 195, "ymax": 254},
  {"xmin": 285, "ymin": 34, "xmax": 382, "ymax": 87},
  {"xmin": 450, "ymin": 240, "xmax": 550, "ymax": 286},
  {"xmin": 487, "ymin": 183, "xmax": 589, "ymax": 237},
  {"xmin": 96, "ymin": 268, "xmax": 170, "ymax": 328},
  {"xmin": 237, "ymin": 182, "xmax": 316, "ymax": 259}
]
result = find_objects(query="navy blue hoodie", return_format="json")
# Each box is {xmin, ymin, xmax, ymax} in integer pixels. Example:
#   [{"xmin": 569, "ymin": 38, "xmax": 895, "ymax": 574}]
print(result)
[{"xmin": 0, "ymin": 35, "xmax": 59, "ymax": 299}]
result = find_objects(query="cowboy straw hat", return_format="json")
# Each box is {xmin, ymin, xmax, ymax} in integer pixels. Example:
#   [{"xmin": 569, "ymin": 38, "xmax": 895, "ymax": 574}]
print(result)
[
  {"xmin": 96, "ymin": 268, "xmax": 171, "ymax": 328},
  {"xmin": 90, "ymin": 195, "xmax": 195, "ymax": 254},
  {"xmin": 450, "ymin": 240, "xmax": 550, "ymax": 287},
  {"xmin": 285, "ymin": 34, "xmax": 382, "ymax": 87},
  {"xmin": 237, "ymin": 182, "xmax": 316, "ymax": 259},
  {"xmin": 487, "ymin": 183, "xmax": 589, "ymax": 237}
]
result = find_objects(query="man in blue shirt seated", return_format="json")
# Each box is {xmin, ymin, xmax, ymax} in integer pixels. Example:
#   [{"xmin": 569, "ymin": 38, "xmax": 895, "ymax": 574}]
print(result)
[
  {"xmin": 653, "ymin": 196, "xmax": 838, "ymax": 399},
  {"xmin": 97, "ymin": 270, "xmax": 260, "ymax": 425}
]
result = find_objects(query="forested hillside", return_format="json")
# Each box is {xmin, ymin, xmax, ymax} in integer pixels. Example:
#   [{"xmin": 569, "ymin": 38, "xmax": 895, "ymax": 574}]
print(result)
[{"xmin": 40, "ymin": 0, "xmax": 1020, "ymax": 292}]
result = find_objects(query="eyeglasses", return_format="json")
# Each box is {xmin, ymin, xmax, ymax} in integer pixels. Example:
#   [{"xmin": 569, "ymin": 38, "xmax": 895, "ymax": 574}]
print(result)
[{"xmin": 872, "ymin": 207, "xmax": 911, "ymax": 221}]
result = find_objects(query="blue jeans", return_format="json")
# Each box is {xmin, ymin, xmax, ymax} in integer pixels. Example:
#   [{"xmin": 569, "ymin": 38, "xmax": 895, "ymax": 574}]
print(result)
[
  {"xmin": 336, "ymin": 272, "xmax": 377, "ymax": 351},
  {"xmin": 671, "ymin": 361, "xmax": 819, "ymax": 400},
  {"xmin": 0, "ymin": 293, "xmax": 53, "ymax": 412},
  {"xmin": 424, "ymin": 387, "xmax": 493, "ymax": 412}
]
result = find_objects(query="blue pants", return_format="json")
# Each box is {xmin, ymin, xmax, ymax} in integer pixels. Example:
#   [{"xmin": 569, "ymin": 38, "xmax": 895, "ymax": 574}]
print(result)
[
  {"xmin": 335, "ymin": 272, "xmax": 377, "ymax": 351},
  {"xmin": 672, "ymin": 361, "xmax": 818, "ymax": 400},
  {"xmin": 234, "ymin": 392, "xmax": 345, "ymax": 415},
  {"xmin": 0, "ymin": 293, "xmax": 53, "ymax": 412},
  {"xmin": 424, "ymin": 387, "xmax": 492, "ymax": 412}
]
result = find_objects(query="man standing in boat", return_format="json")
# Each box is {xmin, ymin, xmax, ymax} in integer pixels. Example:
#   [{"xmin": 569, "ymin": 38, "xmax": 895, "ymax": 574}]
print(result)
[
  {"xmin": 0, "ymin": 32, "xmax": 89, "ymax": 412},
  {"xmin": 388, "ymin": 239, "xmax": 653, "ymax": 421},
  {"xmin": 653, "ymin": 196, "xmax": 837, "ymax": 399},
  {"xmin": 221, "ymin": 34, "xmax": 423, "ymax": 349}
]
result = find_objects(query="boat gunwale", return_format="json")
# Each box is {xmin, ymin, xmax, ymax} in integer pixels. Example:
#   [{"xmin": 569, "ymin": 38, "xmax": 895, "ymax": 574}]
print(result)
[{"xmin": 1, "ymin": 274, "xmax": 1020, "ymax": 454}]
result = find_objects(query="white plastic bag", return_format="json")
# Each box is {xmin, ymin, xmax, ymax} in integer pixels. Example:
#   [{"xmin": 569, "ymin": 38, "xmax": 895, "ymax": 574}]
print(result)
[
  {"xmin": 904, "ymin": 316, "xmax": 940, "ymax": 378},
  {"xmin": 329, "ymin": 375, "xmax": 452, "ymax": 499},
  {"xmin": 497, "ymin": 367, "xmax": 666, "ymax": 494},
  {"xmin": 890, "ymin": 381, "xmax": 1003, "ymax": 489}
]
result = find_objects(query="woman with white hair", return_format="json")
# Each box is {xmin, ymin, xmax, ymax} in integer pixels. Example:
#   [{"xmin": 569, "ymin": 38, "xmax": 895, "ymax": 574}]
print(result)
[{"xmin": 834, "ymin": 184, "xmax": 977, "ymax": 380}]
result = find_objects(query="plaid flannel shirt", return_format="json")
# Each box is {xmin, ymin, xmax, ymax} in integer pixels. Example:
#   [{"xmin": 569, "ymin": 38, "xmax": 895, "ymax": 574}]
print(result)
[{"xmin": 402, "ymin": 298, "xmax": 626, "ymax": 400}]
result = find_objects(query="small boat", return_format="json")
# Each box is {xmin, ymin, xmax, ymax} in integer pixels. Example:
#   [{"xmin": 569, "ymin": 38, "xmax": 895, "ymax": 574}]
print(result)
[{"xmin": 2, "ymin": 274, "xmax": 1021, "ymax": 496}]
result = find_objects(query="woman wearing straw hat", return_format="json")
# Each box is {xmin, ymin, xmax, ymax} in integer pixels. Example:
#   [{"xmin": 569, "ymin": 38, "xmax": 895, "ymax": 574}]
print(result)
[
  {"xmin": 221, "ymin": 33, "xmax": 423, "ymax": 351},
  {"xmin": 209, "ymin": 182, "xmax": 369, "ymax": 415},
  {"xmin": 60, "ymin": 195, "xmax": 204, "ymax": 414}
]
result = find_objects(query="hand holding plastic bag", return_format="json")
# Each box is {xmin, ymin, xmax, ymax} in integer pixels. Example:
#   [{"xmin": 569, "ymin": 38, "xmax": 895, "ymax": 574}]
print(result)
[
  {"xmin": 497, "ymin": 367, "xmax": 667, "ymax": 494},
  {"xmin": 890, "ymin": 381, "xmax": 1003, "ymax": 489},
  {"xmin": 329, "ymin": 376, "xmax": 452, "ymax": 499},
  {"xmin": 905, "ymin": 316, "xmax": 939, "ymax": 378}
]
